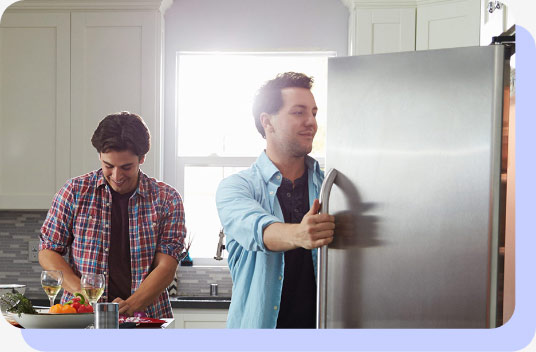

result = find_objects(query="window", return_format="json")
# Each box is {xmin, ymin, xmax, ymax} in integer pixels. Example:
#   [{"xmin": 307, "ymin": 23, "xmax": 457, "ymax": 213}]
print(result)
[{"xmin": 175, "ymin": 51, "xmax": 334, "ymax": 261}]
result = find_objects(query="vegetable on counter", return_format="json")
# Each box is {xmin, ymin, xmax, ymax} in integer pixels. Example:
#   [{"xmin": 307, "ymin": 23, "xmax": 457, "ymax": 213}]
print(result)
[
  {"xmin": 1, "ymin": 293, "xmax": 37, "ymax": 317},
  {"xmin": 49, "ymin": 302, "xmax": 93, "ymax": 314}
]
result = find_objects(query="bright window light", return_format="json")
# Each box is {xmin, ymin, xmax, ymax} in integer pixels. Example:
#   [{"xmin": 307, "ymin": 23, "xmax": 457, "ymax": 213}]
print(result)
[{"xmin": 176, "ymin": 52, "xmax": 334, "ymax": 260}]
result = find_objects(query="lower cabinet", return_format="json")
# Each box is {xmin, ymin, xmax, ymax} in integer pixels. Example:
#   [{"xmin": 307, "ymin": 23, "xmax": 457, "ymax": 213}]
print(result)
[{"xmin": 172, "ymin": 308, "xmax": 228, "ymax": 329}]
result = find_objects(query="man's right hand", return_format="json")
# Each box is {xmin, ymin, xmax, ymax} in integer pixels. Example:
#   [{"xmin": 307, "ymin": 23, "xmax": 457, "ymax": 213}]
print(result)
[
  {"xmin": 263, "ymin": 199, "xmax": 335, "ymax": 252},
  {"xmin": 293, "ymin": 199, "xmax": 335, "ymax": 249}
]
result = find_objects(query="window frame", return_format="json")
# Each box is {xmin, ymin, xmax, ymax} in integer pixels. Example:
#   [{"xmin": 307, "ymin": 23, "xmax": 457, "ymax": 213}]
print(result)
[{"xmin": 174, "ymin": 51, "xmax": 333, "ymax": 262}]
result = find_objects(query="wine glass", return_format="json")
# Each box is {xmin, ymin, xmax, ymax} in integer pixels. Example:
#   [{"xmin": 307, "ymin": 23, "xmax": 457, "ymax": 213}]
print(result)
[
  {"xmin": 80, "ymin": 274, "xmax": 105, "ymax": 306},
  {"xmin": 41, "ymin": 270, "xmax": 63, "ymax": 307}
]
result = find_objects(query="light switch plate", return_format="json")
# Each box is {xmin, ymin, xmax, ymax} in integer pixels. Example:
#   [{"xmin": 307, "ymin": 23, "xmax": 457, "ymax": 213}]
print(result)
[{"xmin": 28, "ymin": 240, "xmax": 39, "ymax": 262}]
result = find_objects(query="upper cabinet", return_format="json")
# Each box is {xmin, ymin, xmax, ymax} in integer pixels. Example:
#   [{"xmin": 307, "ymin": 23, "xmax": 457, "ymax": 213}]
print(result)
[
  {"xmin": 344, "ymin": 0, "xmax": 482, "ymax": 55},
  {"xmin": 0, "ymin": 0, "xmax": 170, "ymax": 209},
  {"xmin": 416, "ymin": 0, "xmax": 480, "ymax": 50},
  {"xmin": 70, "ymin": 11, "xmax": 161, "ymax": 178},
  {"xmin": 0, "ymin": 12, "xmax": 71, "ymax": 209}
]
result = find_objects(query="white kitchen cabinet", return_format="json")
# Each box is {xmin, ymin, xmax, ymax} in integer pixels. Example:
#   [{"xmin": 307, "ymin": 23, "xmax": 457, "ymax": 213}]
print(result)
[
  {"xmin": 172, "ymin": 308, "xmax": 228, "ymax": 329},
  {"xmin": 344, "ymin": 0, "xmax": 481, "ymax": 55},
  {"xmin": 70, "ymin": 11, "xmax": 161, "ymax": 178},
  {"xmin": 350, "ymin": 7, "xmax": 415, "ymax": 55},
  {"xmin": 0, "ymin": 12, "xmax": 71, "ymax": 209},
  {"xmin": 0, "ymin": 0, "xmax": 167, "ymax": 209},
  {"xmin": 416, "ymin": 0, "xmax": 480, "ymax": 50}
]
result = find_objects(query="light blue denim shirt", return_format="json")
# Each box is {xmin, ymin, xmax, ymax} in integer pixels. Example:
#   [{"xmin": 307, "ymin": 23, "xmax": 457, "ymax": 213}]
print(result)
[{"xmin": 216, "ymin": 151, "xmax": 324, "ymax": 328}]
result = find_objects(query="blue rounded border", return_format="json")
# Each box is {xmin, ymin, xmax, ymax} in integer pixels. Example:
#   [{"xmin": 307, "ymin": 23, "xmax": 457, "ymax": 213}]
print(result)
[{"xmin": 0, "ymin": 0, "xmax": 533, "ymax": 350}]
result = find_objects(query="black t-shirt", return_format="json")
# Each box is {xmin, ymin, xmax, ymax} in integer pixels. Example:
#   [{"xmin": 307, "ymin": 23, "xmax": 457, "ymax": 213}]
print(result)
[
  {"xmin": 107, "ymin": 186, "xmax": 134, "ymax": 302},
  {"xmin": 275, "ymin": 169, "xmax": 317, "ymax": 329}
]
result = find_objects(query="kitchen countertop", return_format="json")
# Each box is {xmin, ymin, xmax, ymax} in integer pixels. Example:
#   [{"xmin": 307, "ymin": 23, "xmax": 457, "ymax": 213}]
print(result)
[
  {"xmin": 28, "ymin": 296, "xmax": 231, "ymax": 310},
  {"xmin": 170, "ymin": 296, "xmax": 231, "ymax": 309}
]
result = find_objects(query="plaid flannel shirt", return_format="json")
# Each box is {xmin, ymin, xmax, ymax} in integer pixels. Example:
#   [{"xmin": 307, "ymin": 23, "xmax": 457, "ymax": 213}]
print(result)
[{"xmin": 40, "ymin": 169, "xmax": 186, "ymax": 319}]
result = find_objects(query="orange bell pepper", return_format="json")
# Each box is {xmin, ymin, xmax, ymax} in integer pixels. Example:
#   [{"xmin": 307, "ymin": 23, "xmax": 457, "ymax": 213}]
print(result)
[
  {"xmin": 49, "ymin": 304, "xmax": 63, "ymax": 314},
  {"xmin": 60, "ymin": 304, "xmax": 77, "ymax": 314}
]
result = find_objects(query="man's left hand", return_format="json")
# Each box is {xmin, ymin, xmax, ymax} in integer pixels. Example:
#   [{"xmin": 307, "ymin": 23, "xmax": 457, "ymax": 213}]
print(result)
[{"xmin": 112, "ymin": 296, "xmax": 142, "ymax": 316}]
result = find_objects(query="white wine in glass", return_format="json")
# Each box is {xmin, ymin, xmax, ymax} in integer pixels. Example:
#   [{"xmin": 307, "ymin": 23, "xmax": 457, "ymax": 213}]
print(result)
[
  {"xmin": 41, "ymin": 270, "xmax": 63, "ymax": 307},
  {"xmin": 81, "ymin": 274, "xmax": 105, "ymax": 305}
]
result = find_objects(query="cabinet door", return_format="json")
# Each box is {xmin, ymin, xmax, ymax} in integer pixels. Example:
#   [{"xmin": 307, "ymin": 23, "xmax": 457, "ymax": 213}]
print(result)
[
  {"xmin": 416, "ymin": 0, "xmax": 480, "ymax": 50},
  {"xmin": 352, "ymin": 8, "xmax": 415, "ymax": 55},
  {"xmin": 0, "ymin": 12, "xmax": 70, "ymax": 209},
  {"xmin": 172, "ymin": 308, "xmax": 228, "ymax": 329},
  {"xmin": 70, "ymin": 12, "xmax": 160, "ymax": 178}
]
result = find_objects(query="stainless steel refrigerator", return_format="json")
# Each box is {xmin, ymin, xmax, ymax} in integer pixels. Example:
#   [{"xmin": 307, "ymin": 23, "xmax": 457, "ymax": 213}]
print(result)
[{"xmin": 317, "ymin": 44, "xmax": 513, "ymax": 329}]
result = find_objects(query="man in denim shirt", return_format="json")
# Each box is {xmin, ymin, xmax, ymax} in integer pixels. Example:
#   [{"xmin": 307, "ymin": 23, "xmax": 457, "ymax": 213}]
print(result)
[{"xmin": 216, "ymin": 72, "xmax": 336, "ymax": 328}]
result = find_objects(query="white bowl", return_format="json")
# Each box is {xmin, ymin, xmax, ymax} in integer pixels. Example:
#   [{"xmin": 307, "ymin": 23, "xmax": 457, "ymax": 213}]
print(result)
[
  {"xmin": 9, "ymin": 308, "xmax": 94, "ymax": 329},
  {"xmin": 0, "ymin": 284, "xmax": 26, "ymax": 296}
]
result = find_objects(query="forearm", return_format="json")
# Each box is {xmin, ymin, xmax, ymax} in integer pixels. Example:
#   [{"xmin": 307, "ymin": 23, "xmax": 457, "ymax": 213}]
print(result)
[
  {"xmin": 116, "ymin": 253, "xmax": 177, "ymax": 315},
  {"xmin": 263, "ymin": 199, "xmax": 336, "ymax": 251},
  {"xmin": 263, "ymin": 222, "xmax": 300, "ymax": 251},
  {"xmin": 38, "ymin": 249, "xmax": 81, "ymax": 294}
]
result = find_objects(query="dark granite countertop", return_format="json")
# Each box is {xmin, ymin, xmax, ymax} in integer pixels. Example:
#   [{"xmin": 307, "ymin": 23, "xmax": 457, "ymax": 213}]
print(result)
[
  {"xmin": 27, "ymin": 296, "xmax": 231, "ymax": 310},
  {"xmin": 170, "ymin": 296, "xmax": 231, "ymax": 309}
]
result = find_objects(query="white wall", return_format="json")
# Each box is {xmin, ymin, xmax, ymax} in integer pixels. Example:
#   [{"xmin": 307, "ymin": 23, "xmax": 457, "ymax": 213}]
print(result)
[{"xmin": 162, "ymin": 0, "xmax": 349, "ymax": 186}]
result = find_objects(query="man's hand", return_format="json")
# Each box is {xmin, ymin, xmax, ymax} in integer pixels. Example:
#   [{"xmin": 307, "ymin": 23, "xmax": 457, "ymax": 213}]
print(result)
[
  {"xmin": 111, "ymin": 252, "xmax": 177, "ymax": 316},
  {"xmin": 263, "ymin": 199, "xmax": 335, "ymax": 251},
  {"xmin": 293, "ymin": 199, "xmax": 336, "ymax": 249},
  {"xmin": 112, "ymin": 296, "xmax": 141, "ymax": 317}
]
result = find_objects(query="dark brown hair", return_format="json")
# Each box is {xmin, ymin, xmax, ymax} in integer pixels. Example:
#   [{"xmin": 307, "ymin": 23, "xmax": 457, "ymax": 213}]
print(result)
[
  {"xmin": 91, "ymin": 111, "xmax": 150, "ymax": 157},
  {"xmin": 252, "ymin": 72, "xmax": 314, "ymax": 138}
]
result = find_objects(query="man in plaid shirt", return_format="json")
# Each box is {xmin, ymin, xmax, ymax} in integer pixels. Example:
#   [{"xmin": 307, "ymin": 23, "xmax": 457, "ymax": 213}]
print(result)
[{"xmin": 39, "ymin": 112, "xmax": 186, "ymax": 319}]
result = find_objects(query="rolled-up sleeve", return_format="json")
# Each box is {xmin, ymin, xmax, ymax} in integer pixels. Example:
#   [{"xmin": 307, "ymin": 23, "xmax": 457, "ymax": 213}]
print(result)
[
  {"xmin": 216, "ymin": 174, "xmax": 280, "ymax": 253},
  {"xmin": 40, "ymin": 180, "xmax": 75, "ymax": 255},
  {"xmin": 156, "ymin": 190, "xmax": 186, "ymax": 262}
]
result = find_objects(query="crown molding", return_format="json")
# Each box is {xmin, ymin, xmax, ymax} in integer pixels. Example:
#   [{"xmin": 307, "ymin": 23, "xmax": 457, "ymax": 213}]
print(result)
[
  {"xmin": 8, "ymin": 0, "xmax": 173, "ymax": 11},
  {"xmin": 341, "ymin": 0, "xmax": 468, "ymax": 9},
  {"xmin": 341, "ymin": 0, "xmax": 418, "ymax": 9}
]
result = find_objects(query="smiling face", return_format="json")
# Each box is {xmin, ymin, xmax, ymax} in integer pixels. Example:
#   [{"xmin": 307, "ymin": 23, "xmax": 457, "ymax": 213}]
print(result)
[
  {"xmin": 99, "ymin": 150, "xmax": 144, "ymax": 194},
  {"xmin": 262, "ymin": 87, "xmax": 318, "ymax": 158}
]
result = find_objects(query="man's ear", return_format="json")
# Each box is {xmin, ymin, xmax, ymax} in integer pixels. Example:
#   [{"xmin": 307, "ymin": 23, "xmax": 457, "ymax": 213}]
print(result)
[
  {"xmin": 260, "ymin": 112, "xmax": 274, "ymax": 135},
  {"xmin": 139, "ymin": 155, "xmax": 145, "ymax": 165}
]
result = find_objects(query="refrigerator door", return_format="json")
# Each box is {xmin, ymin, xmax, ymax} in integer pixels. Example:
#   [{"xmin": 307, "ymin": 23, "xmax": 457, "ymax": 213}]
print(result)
[{"xmin": 324, "ymin": 45, "xmax": 505, "ymax": 328}]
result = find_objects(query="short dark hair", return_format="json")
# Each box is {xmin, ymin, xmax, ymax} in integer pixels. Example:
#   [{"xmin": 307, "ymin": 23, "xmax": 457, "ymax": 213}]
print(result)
[
  {"xmin": 252, "ymin": 72, "xmax": 314, "ymax": 138},
  {"xmin": 91, "ymin": 111, "xmax": 150, "ymax": 157}
]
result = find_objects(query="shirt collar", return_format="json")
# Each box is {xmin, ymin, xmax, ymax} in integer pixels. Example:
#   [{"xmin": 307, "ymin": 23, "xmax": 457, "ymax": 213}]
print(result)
[
  {"xmin": 96, "ymin": 169, "xmax": 149, "ymax": 198},
  {"xmin": 257, "ymin": 151, "xmax": 320, "ymax": 183}
]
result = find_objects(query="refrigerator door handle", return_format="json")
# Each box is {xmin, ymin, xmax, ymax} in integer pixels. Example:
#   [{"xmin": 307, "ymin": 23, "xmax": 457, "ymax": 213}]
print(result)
[{"xmin": 317, "ymin": 168, "xmax": 338, "ymax": 329}]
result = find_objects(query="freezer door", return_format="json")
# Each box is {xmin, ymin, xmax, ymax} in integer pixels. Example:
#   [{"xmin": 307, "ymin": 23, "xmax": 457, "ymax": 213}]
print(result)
[{"xmin": 324, "ymin": 45, "xmax": 505, "ymax": 328}]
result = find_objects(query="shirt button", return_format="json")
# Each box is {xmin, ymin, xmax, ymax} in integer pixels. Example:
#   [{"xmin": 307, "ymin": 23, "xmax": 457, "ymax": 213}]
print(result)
[
  {"xmin": 274, "ymin": 306, "xmax": 278, "ymax": 310},
  {"xmin": 103, "ymin": 271, "xmax": 107, "ymax": 275},
  {"xmin": 294, "ymin": 208, "xmax": 299, "ymax": 212},
  {"xmin": 269, "ymin": 191, "xmax": 274, "ymax": 195},
  {"xmin": 107, "ymin": 203, "xmax": 110, "ymax": 207},
  {"xmin": 89, "ymin": 216, "xmax": 92, "ymax": 220},
  {"xmin": 286, "ymin": 193, "xmax": 291, "ymax": 197},
  {"xmin": 276, "ymin": 175, "xmax": 281, "ymax": 180},
  {"xmin": 278, "ymin": 276, "xmax": 282, "ymax": 280},
  {"xmin": 105, "ymin": 224, "xmax": 109, "ymax": 228},
  {"xmin": 153, "ymin": 223, "xmax": 157, "ymax": 227},
  {"xmin": 104, "ymin": 248, "xmax": 109, "ymax": 252}
]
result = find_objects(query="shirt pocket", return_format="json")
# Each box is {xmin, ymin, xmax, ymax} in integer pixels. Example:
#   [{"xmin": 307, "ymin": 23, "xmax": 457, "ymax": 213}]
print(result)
[
  {"xmin": 137, "ymin": 210, "xmax": 159, "ymax": 251},
  {"xmin": 72, "ymin": 213, "xmax": 102, "ymax": 251}
]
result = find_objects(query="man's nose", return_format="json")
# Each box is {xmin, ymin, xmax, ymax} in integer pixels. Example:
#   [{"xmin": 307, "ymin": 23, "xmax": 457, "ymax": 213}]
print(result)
[
  {"xmin": 112, "ymin": 168, "xmax": 121, "ymax": 180},
  {"xmin": 304, "ymin": 112, "xmax": 317, "ymax": 126}
]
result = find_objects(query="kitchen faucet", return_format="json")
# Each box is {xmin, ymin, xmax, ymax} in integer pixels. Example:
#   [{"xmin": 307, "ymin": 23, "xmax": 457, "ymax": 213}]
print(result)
[{"xmin": 214, "ymin": 229, "xmax": 225, "ymax": 260}]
